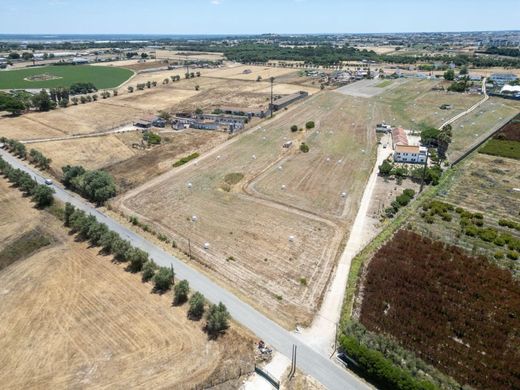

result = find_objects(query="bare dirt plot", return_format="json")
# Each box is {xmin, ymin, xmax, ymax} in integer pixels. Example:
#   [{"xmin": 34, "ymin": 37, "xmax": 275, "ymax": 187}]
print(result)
[
  {"xmin": 31, "ymin": 134, "xmax": 137, "ymax": 174},
  {"xmin": 375, "ymin": 79, "xmax": 482, "ymax": 129},
  {"xmin": 109, "ymin": 87, "xmax": 199, "ymax": 111},
  {"xmin": 204, "ymin": 65, "xmax": 298, "ymax": 81},
  {"xmin": 335, "ymin": 78, "xmax": 407, "ymax": 98},
  {"xmin": 117, "ymin": 92, "xmax": 376, "ymax": 328},
  {"xmin": 448, "ymin": 97, "xmax": 520, "ymax": 160},
  {"xmin": 0, "ymin": 180, "xmax": 255, "ymax": 390},
  {"xmin": 106, "ymin": 130, "xmax": 228, "ymax": 191},
  {"xmin": 250, "ymin": 92, "xmax": 377, "ymax": 218}
]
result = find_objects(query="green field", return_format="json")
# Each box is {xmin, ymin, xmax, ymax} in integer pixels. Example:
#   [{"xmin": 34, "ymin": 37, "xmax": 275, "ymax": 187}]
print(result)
[
  {"xmin": 376, "ymin": 80, "xmax": 392, "ymax": 88},
  {"xmin": 479, "ymin": 139, "xmax": 520, "ymax": 160},
  {"xmin": 0, "ymin": 65, "xmax": 134, "ymax": 89}
]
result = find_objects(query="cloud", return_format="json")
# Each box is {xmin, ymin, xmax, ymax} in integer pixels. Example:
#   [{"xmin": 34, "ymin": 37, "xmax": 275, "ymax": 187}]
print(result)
[{"xmin": 211, "ymin": 0, "xmax": 221, "ymax": 4}]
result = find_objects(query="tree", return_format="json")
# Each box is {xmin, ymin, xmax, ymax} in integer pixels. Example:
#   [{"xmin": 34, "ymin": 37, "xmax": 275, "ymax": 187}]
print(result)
[
  {"xmin": 0, "ymin": 92, "xmax": 25, "ymax": 115},
  {"xmin": 163, "ymin": 78, "xmax": 169, "ymax": 85},
  {"xmin": 32, "ymin": 185, "xmax": 54, "ymax": 208},
  {"xmin": 378, "ymin": 160, "xmax": 393, "ymax": 176},
  {"xmin": 158, "ymin": 111, "xmax": 171, "ymax": 121},
  {"xmin": 92, "ymin": 94, "xmax": 98, "ymax": 101},
  {"xmin": 173, "ymin": 280, "xmax": 190, "ymax": 305},
  {"xmin": 153, "ymin": 266, "xmax": 174, "ymax": 292},
  {"xmin": 8, "ymin": 52, "xmax": 20, "ymax": 60},
  {"xmin": 305, "ymin": 121, "xmax": 315, "ymax": 129},
  {"xmin": 300, "ymin": 142, "xmax": 310, "ymax": 153},
  {"xmin": 142, "ymin": 261, "xmax": 157, "ymax": 282},
  {"xmin": 443, "ymin": 69, "xmax": 455, "ymax": 81},
  {"xmin": 111, "ymin": 238, "xmax": 131, "ymax": 261},
  {"xmin": 459, "ymin": 65, "xmax": 468, "ymax": 75},
  {"xmin": 58, "ymin": 98, "xmax": 68, "ymax": 108},
  {"xmin": 205, "ymin": 302, "xmax": 230, "ymax": 336},
  {"xmin": 127, "ymin": 86, "xmax": 134, "ymax": 93},
  {"xmin": 195, "ymin": 108, "xmax": 203, "ymax": 115},
  {"xmin": 62, "ymin": 165, "xmax": 86, "ymax": 188},
  {"xmin": 88, "ymin": 222, "xmax": 109, "ymax": 246},
  {"xmin": 188, "ymin": 292, "xmax": 205, "ymax": 320},
  {"xmin": 99, "ymin": 230, "xmax": 119, "ymax": 253},
  {"xmin": 80, "ymin": 96, "xmax": 87, "ymax": 104},
  {"xmin": 141, "ymin": 52, "xmax": 148, "ymax": 59},
  {"xmin": 71, "ymin": 97, "xmax": 79, "ymax": 105},
  {"xmin": 257, "ymin": 75, "xmax": 262, "ymax": 82},
  {"xmin": 126, "ymin": 247, "xmax": 149, "ymax": 272},
  {"xmin": 74, "ymin": 169, "xmax": 116, "ymax": 205},
  {"xmin": 290, "ymin": 125, "xmax": 298, "ymax": 132},
  {"xmin": 31, "ymin": 90, "xmax": 56, "ymax": 112},
  {"xmin": 146, "ymin": 81, "xmax": 152, "ymax": 89},
  {"xmin": 64, "ymin": 202, "xmax": 75, "ymax": 227},
  {"xmin": 195, "ymin": 85, "xmax": 200, "ymax": 91},
  {"xmin": 69, "ymin": 82, "xmax": 97, "ymax": 95}
]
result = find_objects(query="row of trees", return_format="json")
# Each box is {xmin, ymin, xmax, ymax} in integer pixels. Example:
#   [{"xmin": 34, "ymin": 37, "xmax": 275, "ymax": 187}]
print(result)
[
  {"xmin": 64, "ymin": 202, "xmax": 230, "ymax": 336},
  {"xmin": 0, "ymin": 156, "xmax": 54, "ymax": 208},
  {"xmin": 62, "ymin": 165, "xmax": 116, "ymax": 205},
  {"xmin": 2, "ymin": 138, "xmax": 52, "ymax": 171}
]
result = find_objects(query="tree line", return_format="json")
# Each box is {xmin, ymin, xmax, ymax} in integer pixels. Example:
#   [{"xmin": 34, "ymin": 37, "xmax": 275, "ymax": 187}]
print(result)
[
  {"xmin": 1, "ymin": 138, "xmax": 52, "ymax": 170},
  {"xmin": 0, "ymin": 154, "xmax": 231, "ymax": 338},
  {"xmin": 0, "ymin": 156, "xmax": 54, "ymax": 208}
]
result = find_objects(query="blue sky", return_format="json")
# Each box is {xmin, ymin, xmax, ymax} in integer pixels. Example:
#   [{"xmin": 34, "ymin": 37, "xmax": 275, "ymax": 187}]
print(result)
[{"xmin": 1, "ymin": 0, "xmax": 519, "ymax": 35}]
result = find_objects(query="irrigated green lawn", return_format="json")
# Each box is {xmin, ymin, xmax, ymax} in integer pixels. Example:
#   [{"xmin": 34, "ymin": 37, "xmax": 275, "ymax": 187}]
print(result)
[{"xmin": 0, "ymin": 65, "xmax": 134, "ymax": 89}]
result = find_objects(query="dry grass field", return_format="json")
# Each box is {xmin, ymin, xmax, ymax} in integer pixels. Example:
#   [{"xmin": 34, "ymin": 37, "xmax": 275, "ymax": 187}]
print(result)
[
  {"xmin": 155, "ymin": 50, "xmax": 225, "ymax": 62},
  {"xmin": 31, "ymin": 134, "xmax": 138, "ymax": 174},
  {"xmin": 0, "ymin": 179, "xmax": 255, "ymax": 390},
  {"xmin": 117, "ymin": 91, "xmax": 378, "ymax": 328},
  {"xmin": 375, "ymin": 79, "xmax": 482, "ymax": 129},
  {"xmin": 106, "ymin": 130, "xmax": 228, "ymax": 191},
  {"xmin": 448, "ymin": 97, "xmax": 520, "ymax": 160}
]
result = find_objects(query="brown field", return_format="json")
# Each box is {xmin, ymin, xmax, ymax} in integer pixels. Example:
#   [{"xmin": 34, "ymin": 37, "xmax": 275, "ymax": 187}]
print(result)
[
  {"xmin": 117, "ymin": 91, "xmax": 378, "ymax": 328},
  {"xmin": 0, "ymin": 179, "xmax": 255, "ymax": 389},
  {"xmin": 204, "ymin": 65, "xmax": 299, "ymax": 81},
  {"xmin": 410, "ymin": 153, "xmax": 520, "ymax": 275},
  {"xmin": 358, "ymin": 230, "xmax": 520, "ymax": 390},
  {"xmin": 31, "ymin": 134, "xmax": 138, "ymax": 174},
  {"xmin": 106, "ymin": 130, "xmax": 229, "ymax": 191}
]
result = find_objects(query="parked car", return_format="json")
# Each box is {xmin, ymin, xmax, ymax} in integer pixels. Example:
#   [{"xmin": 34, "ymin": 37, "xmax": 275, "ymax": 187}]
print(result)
[{"xmin": 44, "ymin": 179, "xmax": 53, "ymax": 185}]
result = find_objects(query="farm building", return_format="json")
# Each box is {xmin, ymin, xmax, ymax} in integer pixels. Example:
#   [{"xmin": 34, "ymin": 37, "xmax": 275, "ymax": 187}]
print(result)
[
  {"xmin": 220, "ymin": 106, "xmax": 267, "ymax": 118},
  {"xmin": 171, "ymin": 113, "xmax": 246, "ymax": 133},
  {"xmin": 489, "ymin": 73, "xmax": 518, "ymax": 85},
  {"xmin": 394, "ymin": 145, "xmax": 427, "ymax": 163},
  {"xmin": 391, "ymin": 127, "xmax": 408, "ymax": 148},
  {"xmin": 269, "ymin": 91, "xmax": 308, "ymax": 111}
]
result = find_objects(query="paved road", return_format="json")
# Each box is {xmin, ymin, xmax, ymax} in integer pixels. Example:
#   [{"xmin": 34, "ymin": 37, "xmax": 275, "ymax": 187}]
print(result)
[{"xmin": 0, "ymin": 148, "xmax": 369, "ymax": 390}]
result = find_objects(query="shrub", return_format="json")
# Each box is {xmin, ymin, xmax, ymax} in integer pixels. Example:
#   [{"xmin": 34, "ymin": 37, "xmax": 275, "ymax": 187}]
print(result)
[
  {"xmin": 478, "ymin": 228, "xmax": 497, "ymax": 242},
  {"xmin": 173, "ymin": 280, "xmax": 190, "ymax": 305},
  {"xmin": 464, "ymin": 225, "xmax": 478, "ymax": 237},
  {"xmin": 305, "ymin": 121, "xmax": 315, "ymax": 129},
  {"xmin": 396, "ymin": 194, "xmax": 411, "ymax": 207},
  {"xmin": 188, "ymin": 292, "xmax": 205, "ymax": 320},
  {"xmin": 141, "ymin": 261, "xmax": 157, "ymax": 282},
  {"xmin": 31, "ymin": 185, "xmax": 54, "ymax": 208},
  {"xmin": 494, "ymin": 236, "xmax": 506, "ymax": 247},
  {"xmin": 290, "ymin": 125, "xmax": 298, "ymax": 132},
  {"xmin": 507, "ymin": 251, "xmax": 519, "ymax": 260},
  {"xmin": 173, "ymin": 153, "xmax": 200, "ymax": 167},
  {"xmin": 153, "ymin": 266, "xmax": 174, "ymax": 292},
  {"xmin": 494, "ymin": 251, "xmax": 505, "ymax": 259},
  {"xmin": 300, "ymin": 142, "xmax": 310, "ymax": 153},
  {"xmin": 403, "ymin": 189, "xmax": 415, "ymax": 198},
  {"xmin": 339, "ymin": 335, "xmax": 436, "ymax": 390}
]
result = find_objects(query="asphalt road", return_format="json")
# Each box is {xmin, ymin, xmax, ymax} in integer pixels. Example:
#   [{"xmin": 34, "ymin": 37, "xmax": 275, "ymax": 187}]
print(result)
[{"xmin": 0, "ymin": 148, "xmax": 369, "ymax": 390}]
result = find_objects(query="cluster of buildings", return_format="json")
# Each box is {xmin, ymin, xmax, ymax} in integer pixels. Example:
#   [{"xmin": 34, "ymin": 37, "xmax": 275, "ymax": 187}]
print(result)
[
  {"xmin": 171, "ymin": 113, "xmax": 247, "ymax": 133},
  {"xmin": 488, "ymin": 73, "xmax": 520, "ymax": 99},
  {"xmin": 391, "ymin": 127, "xmax": 427, "ymax": 164},
  {"xmin": 377, "ymin": 123, "xmax": 427, "ymax": 164}
]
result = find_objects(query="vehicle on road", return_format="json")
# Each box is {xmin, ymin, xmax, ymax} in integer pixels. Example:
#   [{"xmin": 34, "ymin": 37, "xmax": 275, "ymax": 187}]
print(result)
[{"xmin": 44, "ymin": 179, "xmax": 53, "ymax": 185}]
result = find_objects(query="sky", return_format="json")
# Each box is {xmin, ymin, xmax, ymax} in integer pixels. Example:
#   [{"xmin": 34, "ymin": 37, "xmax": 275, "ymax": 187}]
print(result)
[{"xmin": 0, "ymin": 0, "xmax": 519, "ymax": 35}]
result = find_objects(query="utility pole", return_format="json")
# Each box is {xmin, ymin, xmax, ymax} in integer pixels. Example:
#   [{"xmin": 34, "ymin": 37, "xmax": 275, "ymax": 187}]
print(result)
[{"xmin": 270, "ymin": 77, "xmax": 275, "ymax": 118}]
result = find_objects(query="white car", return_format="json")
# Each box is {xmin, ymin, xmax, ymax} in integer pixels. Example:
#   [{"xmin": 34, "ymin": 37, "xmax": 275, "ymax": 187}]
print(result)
[{"xmin": 44, "ymin": 179, "xmax": 53, "ymax": 185}]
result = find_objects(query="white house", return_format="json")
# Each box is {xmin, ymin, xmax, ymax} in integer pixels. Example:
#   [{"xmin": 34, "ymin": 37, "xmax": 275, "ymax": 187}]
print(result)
[{"xmin": 394, "ymin": 145, "xmax": 427, "ymax": 164}]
